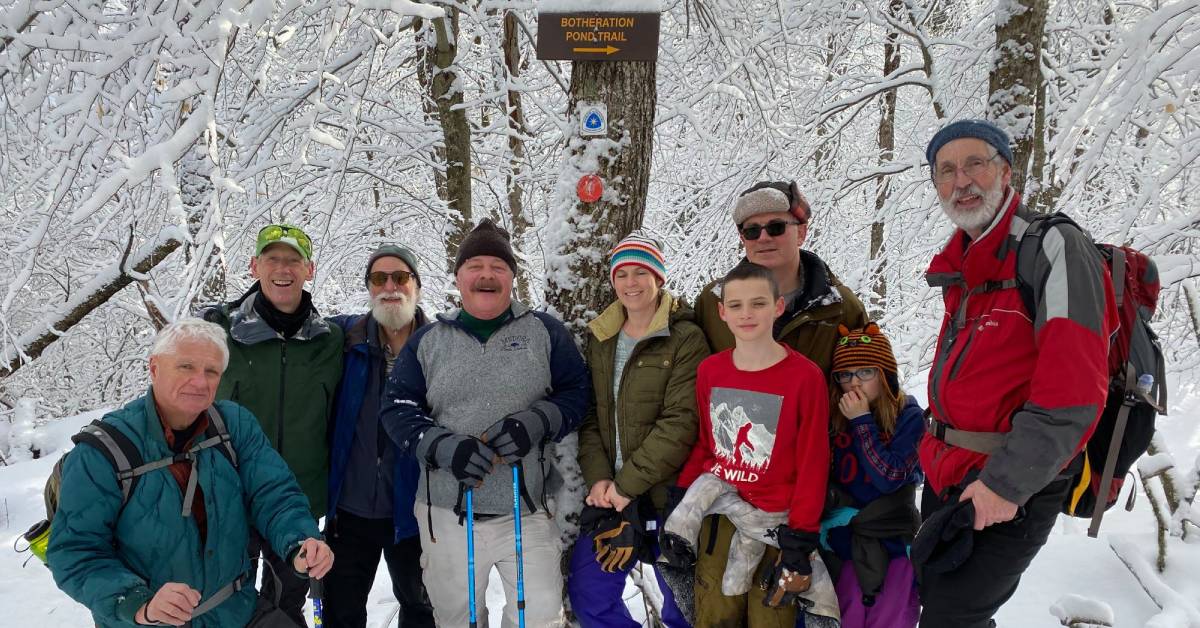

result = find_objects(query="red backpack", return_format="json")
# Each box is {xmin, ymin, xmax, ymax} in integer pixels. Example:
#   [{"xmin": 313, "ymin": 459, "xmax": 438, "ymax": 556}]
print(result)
[{"xmin": 1016, "ymin": 213, "xmax": 1167, "ymax": 536}]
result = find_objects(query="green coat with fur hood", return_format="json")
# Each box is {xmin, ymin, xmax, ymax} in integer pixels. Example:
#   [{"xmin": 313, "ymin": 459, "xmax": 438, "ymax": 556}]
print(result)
[{"xmin": 577, "ymin": 292, "xmax": 711, "ymax": 511}]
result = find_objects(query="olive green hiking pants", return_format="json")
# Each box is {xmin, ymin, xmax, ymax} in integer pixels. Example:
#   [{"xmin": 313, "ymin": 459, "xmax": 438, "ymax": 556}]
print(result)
[{"xmin": 695, "ymin": 514, "xmax": 798, "ymax": 628}]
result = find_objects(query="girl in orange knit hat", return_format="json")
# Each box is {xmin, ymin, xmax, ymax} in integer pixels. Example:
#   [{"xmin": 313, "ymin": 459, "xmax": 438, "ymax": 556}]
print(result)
[{"xmin": 824, "ymin": 322, "xmax": 924, "ymax": 628}]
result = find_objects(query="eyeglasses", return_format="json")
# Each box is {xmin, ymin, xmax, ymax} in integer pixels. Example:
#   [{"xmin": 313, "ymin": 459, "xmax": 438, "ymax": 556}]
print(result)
[
  {"xmin": 368, "ymin": 270, "xmax": 414, "ymax": 287},
  {"xmin": 739, "ymin": 220, "xmax": 804, "ymax": 241},
  {"xmin": 832, "ymin": 368, "xmax": 878, "ymax": 384},
  {"xmin": 932, "ymin": 153, "xmax": 1000, "ymax": 184},
  {"xmin": 256, "ymin": 224, "xmax": 313, "ymax": 259}
]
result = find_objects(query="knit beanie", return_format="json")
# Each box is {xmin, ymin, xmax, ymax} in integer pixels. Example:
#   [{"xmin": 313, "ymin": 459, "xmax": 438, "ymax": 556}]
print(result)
[
  {"xmin": 454, "ymin": 218, "xmax": 517, "ymax": 273},
  {"xmin": 365, "ymin": 244, "xmax": 421, "ymax": 288},
  {"xmin": 925, "ymin": 119, "xmax": 1014, "ymax": 168},
  {"xmin": 833, "ymin": 322, "xmax": 899, "ymax": 395},
  {"xmin": 732, "ymin": 180, "xmax": 811, "ymax": 226},
  {"xmin": 609, "ymin": 231, "xmax": 667, "ymax": 285}
]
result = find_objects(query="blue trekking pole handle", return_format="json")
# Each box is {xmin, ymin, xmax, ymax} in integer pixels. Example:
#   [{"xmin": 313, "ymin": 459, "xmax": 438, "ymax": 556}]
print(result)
[
  {"xmin": 512, "ymin": 465, "xmax": 526, "ymax": 628},
  {"xmin": 466, "ymin": 487, "xmax": 478, "ymax": 628}
]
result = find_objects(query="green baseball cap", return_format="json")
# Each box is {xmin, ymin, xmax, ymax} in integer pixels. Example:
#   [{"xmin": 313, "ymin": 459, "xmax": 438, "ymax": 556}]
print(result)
[{"xmin": 255, "ymin": 224, "xmax": 313, "ymax": 260}]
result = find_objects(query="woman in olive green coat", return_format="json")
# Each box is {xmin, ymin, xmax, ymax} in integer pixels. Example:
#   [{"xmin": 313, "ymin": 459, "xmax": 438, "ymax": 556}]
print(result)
[{"xmin": 568, "ymin": 232, "xmax": 710, "ymax": 628}]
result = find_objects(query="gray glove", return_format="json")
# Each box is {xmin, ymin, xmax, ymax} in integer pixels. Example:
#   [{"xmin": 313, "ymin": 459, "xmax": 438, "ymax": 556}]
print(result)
[
  {"xmin": 479, "ymin": 407, "xmax": 559, "ymax": 464},
  {"xmin": 414, "ymin": 426, "xmax": 496, "ymax": 485}
]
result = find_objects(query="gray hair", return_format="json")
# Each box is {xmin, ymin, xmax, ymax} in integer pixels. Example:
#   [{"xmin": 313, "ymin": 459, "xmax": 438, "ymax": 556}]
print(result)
[{"xmin": 150, "ymin": 318, "xmax": 230, "ymax": 370}]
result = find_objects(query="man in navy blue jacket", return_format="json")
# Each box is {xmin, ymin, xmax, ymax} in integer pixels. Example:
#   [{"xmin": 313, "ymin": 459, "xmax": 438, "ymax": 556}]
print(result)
[{"xmin": 326, "ymin": 244, "xmax": 434, "ymax": 628}]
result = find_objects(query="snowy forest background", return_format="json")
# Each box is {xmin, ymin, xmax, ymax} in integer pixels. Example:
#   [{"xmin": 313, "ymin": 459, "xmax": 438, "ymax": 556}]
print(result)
[{"xmin": 1, "ymin": 0, "xmax": 1200, "ymax": 625}]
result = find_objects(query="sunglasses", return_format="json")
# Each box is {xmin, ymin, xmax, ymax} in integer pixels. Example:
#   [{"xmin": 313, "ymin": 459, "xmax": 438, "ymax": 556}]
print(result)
[
  {"xmin": 832, "ymin": 368, "xmax": 878, "ymax": 384},
  {"xmin": 256, "ymin": 224, "xmax": 313, "ymax": 259},
  {"xmin": 368, "ymin": 270, "xmax": 414, "ymax": 287},
  {"xmin": 739, "ymin": 219, "xmax": 803, "ymax": 241}
]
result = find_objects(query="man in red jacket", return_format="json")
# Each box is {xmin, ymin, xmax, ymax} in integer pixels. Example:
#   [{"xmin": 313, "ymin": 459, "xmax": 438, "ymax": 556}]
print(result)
[{"xmin": 918, "ymin": 119, "xmax": 1116, "ymax": 627}]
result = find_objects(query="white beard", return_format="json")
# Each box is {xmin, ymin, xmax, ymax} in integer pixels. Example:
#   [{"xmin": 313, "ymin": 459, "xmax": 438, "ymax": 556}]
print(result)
[
  {"xmin": 940, "ymin": 177, "xmax": 1006, "ymax": 234},
  {"xmin": 371, "ymin": 291, "xmax": 417, "ymax": 331}
]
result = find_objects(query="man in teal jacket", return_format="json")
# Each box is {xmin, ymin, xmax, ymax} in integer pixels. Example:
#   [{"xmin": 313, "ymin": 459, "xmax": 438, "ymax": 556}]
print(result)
[
  {"xmin": 48, "ymin": 318, "xmax": 333, "ymax": 627},
  {"xmin": 200, "ymin": 223, "xmax": 343, "ymax": 624}
]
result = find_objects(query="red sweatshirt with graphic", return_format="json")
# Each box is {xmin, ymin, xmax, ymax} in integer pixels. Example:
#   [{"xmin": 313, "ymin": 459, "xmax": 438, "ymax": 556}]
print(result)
[{"xmin": 676, "ymin": 346, "xmax": 830, "ymax": 532}]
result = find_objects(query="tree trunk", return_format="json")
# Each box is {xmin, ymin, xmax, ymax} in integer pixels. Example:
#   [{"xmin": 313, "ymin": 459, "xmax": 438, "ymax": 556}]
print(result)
[
  {"xmin": 180, "ymin": 125, "xmax": 226, "ymax": 306},
  {"xmin": 545, "ymin": 60, "xmax": 657, "ymax": 334},
  {"xmin": 416, "ymin": 7, "xmax": 473, "ymax": 274},
  {"xmin": 503, "ymin": 10, "xmax": 534, "ymax": 303},
  {"xmin": 988, "ymin": 0, "xmax": 1049, "ymax": 191},
  {"xmin": 870, "ymin": 0, "xmax": 903, "ymax": 320},
  {"xmin": 1, "ymin": 229, "xmax": 182, "ymax": 377}
]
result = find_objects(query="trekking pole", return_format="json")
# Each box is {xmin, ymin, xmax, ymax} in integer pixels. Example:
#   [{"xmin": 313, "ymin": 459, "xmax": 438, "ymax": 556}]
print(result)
[
  {"xmin": 511, "ymin": 465, "xmax": 526, "ymax": 628},
  {"xmin": 466, "ymin": 486, "xmax": 478, "ymax": 628},
  {"xmin": 309, "ymin": 574, "xmax": 324, "ymax": 627},
  {"xmin": 301, "ymin": 539, "xmax": 325, "ymax": 627}
]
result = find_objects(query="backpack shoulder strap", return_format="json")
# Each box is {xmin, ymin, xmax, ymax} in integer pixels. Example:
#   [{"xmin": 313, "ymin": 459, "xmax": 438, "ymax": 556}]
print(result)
[
  {"xmin": 202, "ymin": 405, "xmax": 239, "ymax": 469},
  {"xmin": 1013, "ymin": 212, "xmax": 1084, "ymax": 319},
  {"xmin": 71, "ymin": 421, "xmax": 144, "ymax": 504}
]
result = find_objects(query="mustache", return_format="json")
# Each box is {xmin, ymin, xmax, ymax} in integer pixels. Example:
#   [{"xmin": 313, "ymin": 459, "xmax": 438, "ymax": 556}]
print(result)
[
  {"xmin": 371, "ymin": 291, "xmax": 409, "ymax": 306},
  {"xmin": 471, "ymin": 279, "xmax": 502, "ymax": 291},
  {"xmin": 950, "ymin": 183, "xmax": 985, "ymax": 200}
]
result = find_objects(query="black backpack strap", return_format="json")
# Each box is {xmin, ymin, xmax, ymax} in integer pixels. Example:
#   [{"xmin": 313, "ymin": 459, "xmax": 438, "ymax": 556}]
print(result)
[{"xmin": 72, "ymin": 421, "xmax": 144, "ymax": 504}]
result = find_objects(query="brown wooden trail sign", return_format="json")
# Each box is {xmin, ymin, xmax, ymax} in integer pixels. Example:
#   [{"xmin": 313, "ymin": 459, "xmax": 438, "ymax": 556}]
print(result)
[{"xmin": 536, "ymin": 12, "xmax": 660, "ymax": 61}]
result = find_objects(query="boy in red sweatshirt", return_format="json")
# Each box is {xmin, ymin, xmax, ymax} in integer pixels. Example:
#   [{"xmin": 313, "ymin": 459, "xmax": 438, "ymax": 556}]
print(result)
[{"xmin": 665, "ymin": 261, "xmax": 830, "ymax": 626}]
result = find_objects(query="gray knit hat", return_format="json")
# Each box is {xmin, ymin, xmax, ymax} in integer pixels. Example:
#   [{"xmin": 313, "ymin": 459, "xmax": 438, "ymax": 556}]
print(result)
[
  {"xmin": 732, "ymin": 180, "xmax": 811, "ymax": 226},
  {"xmin": 366, "ymin": 244, "xmax": 421, "ymax": 287}
]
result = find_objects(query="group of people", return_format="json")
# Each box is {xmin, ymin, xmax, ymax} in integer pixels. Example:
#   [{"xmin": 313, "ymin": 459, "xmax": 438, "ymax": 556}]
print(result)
[{"xmin": 44, "ymin": 117, "xmax": 1116, "ymax": 628}]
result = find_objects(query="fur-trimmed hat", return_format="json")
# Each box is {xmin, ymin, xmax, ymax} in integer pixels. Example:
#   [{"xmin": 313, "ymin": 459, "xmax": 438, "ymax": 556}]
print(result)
[{"xmin": 732, "ymin": 180, "xmax": 811, "ymax": 225}]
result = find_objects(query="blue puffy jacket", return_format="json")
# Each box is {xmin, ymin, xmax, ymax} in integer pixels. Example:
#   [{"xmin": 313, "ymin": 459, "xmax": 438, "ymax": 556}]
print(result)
[{"xmin": 48, "ymin": 390, "xmax": 320, "ymax": 627}]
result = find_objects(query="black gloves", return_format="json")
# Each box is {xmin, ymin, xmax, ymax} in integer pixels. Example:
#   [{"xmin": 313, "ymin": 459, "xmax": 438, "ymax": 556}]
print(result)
[
  {"xmin": 760, "ymin": 525, "xmax": 819, "ymax": 608},
  {"xmin": 580, "ymin": 499, "xmax": 655, "ymax": 573},
  {"xmin": 480, "ymin": 408, "xmax": 555, "ymax": 464},
  {"xmin": 658, "ymin": 531, "xmax": 697, "ymax": 569},
  {"xmin": 416, "ymin": 428, "xmax": 495, "ymax": 485}
]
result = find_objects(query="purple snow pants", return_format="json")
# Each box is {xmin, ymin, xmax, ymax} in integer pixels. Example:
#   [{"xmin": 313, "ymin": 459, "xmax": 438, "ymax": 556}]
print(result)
[
  {"xmin": 834, "ymin": 557, "xmax": 920, "ymax": 628},
  {"xmin": 567, "ymin": 532, "xmax": 691, "ymax": 628}
]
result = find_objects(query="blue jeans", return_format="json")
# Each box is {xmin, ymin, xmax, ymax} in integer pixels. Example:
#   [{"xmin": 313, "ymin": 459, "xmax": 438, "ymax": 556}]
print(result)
[{"xmin": 567, "ymin": 530, "xmax": 691, "ymax": 628}]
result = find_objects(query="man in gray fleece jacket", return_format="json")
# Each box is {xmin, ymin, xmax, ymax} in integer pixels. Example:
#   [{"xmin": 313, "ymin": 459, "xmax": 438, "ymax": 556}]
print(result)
[{"xmin": 382, "ymin": 218, "xmax": 591, "ymax": 626}]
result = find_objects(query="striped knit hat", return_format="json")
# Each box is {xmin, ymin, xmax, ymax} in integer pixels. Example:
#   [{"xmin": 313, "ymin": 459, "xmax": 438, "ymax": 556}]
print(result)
[
  {"xmin": 833, "ymin": 322, "xmax": 899, "ymax": 393},
  {"xmin": 609, "ymin": 231, "xmax": 667, "ymax": 285}
]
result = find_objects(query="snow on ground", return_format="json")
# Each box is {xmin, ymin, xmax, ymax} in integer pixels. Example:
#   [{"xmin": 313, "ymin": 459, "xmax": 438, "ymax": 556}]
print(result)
[{"xmin": 2, "ymin": 388, "xmax": 1198, "ymax": 627}]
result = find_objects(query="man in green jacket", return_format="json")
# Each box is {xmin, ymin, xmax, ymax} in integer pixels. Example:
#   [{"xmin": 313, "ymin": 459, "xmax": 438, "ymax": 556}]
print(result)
[
  {"xmin": 201, "ymin": 223, "xmax": 343, "ymax": 625},
  {"xmin": 49, "ymin": 318, "xmax": 333, "ymax": 627},
  {"xmin": 694, "ymin": 181, "xmax": 867, "ymax": 373}
]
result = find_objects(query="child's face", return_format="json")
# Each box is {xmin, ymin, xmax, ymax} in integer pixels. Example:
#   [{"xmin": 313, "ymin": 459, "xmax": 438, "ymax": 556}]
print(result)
[
  {"xmin": 836, "ymin": 367, "xmax": 883, "ymax": 403},
  {"xmin": 717, "ymin": 278, "xmax": 784, "ymax": 342}
]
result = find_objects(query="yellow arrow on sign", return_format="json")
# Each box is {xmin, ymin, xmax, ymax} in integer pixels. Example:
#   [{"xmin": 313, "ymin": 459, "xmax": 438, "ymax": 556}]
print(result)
[{"xmin": 572, "ymin": 45, "xmax": 620, "ymax": 55}]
